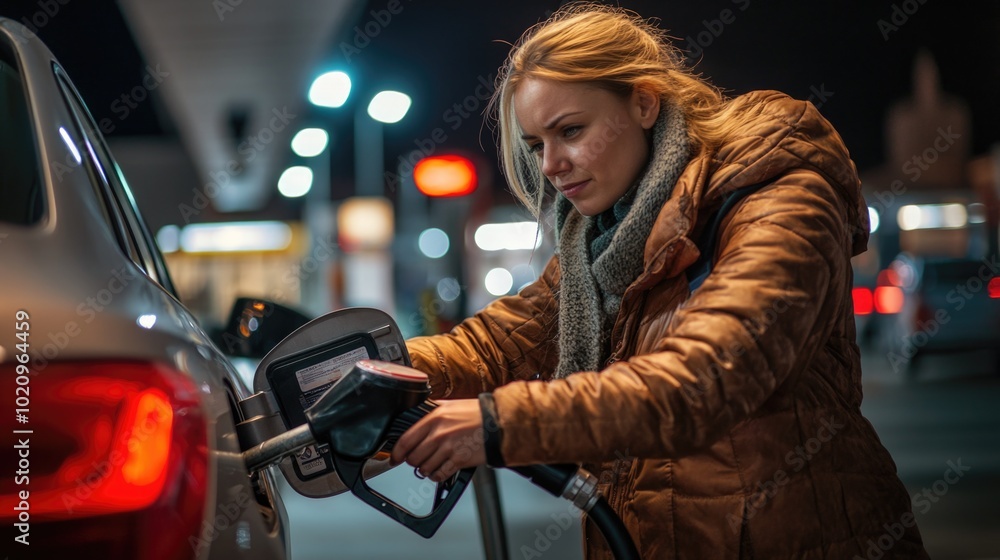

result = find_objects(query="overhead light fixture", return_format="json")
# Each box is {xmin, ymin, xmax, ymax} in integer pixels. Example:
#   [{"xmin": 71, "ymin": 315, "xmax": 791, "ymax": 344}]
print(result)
[
  {"xmin": 309, "ymin": 71, "xmax": 351, "ymax": 108},
  {"xmin": 868, "ymin": 206, "xmax": 880, "ymax": 234},
  {"xmin": 897, "ymin": 203, "xmax": 967, "ymax": 231},
  {"xmin": 278, "ymin": 166, "xmax": 313, "ymax": 198},
  {"xmin": 337, "ymin": 197, "xmax": 394, "ymax": 250},
  {"xmin": 418, "ymin": 228, "xmax": 450, "ymax": 258},
  {"xmin": 156, "ymin": 225, "xmax": 181, "ymax": 253},
  {"xmin": 474, "ymin": 222, "xmax": 541, "ymax": 251},
  {"xmin": 367, "ymin": 90, "xmax": 411, "ymax": 124},
  {"xmin": 437, "ymin": 277, "xmax": 461, "ymax": 302},
  {"xmin": 484, "ymin": 268, "xmax": 514, "ymax": 297},
  {"xmin": 291, "ymin": 128, "xmax": 329, "ymax": 157},
  {"xmin": 179, "ymin": 221, "xmax": 293, "ymax": 253}
]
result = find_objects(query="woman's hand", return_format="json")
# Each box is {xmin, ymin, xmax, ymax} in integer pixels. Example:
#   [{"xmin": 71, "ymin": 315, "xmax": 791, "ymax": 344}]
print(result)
[{"xmin": 390, "ymin": 399, "xmax": 486, "ymax": 482}]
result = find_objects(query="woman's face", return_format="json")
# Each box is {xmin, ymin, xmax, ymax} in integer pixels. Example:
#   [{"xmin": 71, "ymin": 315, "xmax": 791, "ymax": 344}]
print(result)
[{"xmin": 513, "ymin": 78, "xmax": 660, "ymax": 216}]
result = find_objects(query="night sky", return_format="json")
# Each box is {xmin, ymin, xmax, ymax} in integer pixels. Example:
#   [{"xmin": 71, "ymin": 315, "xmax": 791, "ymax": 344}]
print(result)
[{"xmin": 3, "ymin": 1, "xmax": 997, "ymax": 194}]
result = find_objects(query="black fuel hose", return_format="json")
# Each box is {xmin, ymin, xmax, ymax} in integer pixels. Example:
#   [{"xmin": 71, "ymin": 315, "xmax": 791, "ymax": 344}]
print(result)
[
  {"xmin": 393, "ymin": 403, "xmax": 641, "ymax": 559},
  {"xmin": 509, "ymin": 464, "xmax": 640, "ymax": 560},
  {"xmin": 586, "ymin": 497, "xmax": 641, "ymax": 560}
]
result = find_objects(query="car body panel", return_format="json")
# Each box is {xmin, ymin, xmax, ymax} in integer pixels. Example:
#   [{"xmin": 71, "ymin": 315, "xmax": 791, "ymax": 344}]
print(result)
[
  {"xmin": 0, "ymin": 18, "xmax": 287, "ymax": 559},
  {"xmin": 881, "ymin": 252, "xmax": 1000, "ymax": 373}
]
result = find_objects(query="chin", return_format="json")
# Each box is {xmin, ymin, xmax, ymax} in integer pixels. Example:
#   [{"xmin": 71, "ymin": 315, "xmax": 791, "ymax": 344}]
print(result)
[{"xmin": 570, "ymin": 200, "xmax": 611, "ymax": 217}]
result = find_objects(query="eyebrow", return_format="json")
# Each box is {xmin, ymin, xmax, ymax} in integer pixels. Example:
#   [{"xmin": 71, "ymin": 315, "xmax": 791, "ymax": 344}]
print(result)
[{"xmin": 520, "ymin": 111, "xmax": 583, "ymax": 140}]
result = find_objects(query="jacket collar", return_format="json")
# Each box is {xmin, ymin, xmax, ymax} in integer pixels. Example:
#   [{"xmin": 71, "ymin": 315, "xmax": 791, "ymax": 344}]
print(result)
[{"xmin": 636, "ymin": 90, "xmax": 867, "ymax": 289}]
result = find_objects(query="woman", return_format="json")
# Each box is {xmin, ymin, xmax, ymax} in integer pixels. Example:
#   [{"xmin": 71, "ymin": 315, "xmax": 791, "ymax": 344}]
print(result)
[{"xmin": 390, "ymin": 5, "xmax": 928, "ymax": 558}]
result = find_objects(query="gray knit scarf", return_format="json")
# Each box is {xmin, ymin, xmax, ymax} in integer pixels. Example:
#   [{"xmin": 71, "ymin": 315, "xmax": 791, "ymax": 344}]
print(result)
[{"xmin": 553, "ymin": 105, "xmax": 690, "ymax": 378}]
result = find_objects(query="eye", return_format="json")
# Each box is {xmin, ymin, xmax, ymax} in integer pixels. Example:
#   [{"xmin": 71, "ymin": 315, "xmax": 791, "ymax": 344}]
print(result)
[
  {"xmin": 563, "ymin": 125, "xmax": 582, "ymax": 138},
  {"xmin": 527, "ymin": 142, "xmax": 543, "ymax": 154}
]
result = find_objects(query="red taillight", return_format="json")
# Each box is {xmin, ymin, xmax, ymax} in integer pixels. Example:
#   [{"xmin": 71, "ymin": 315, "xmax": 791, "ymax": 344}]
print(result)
[
  {"xmin": 874, "ymin": 266, "xmax": 905, "ymax": 314},
  {"xmin": 0, "ymin": 361, "xmax": 207, "ymax": 560},
  {"xmin": 989, "ymin": 277, "xmax": 1000, "ymax": 299},
  {"xmin": 874, "ymin": 286, "xmax": 904, "ymax": 314},
  {"xmin": 852, "ymin": 287, "xmax": 874, "ymax": 315}
]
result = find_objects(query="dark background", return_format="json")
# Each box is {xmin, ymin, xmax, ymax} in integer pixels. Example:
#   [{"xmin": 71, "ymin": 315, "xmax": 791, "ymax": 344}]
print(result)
[{"xmin": 2, "ymin": 0, "xmax": 996, "ymax": 195}]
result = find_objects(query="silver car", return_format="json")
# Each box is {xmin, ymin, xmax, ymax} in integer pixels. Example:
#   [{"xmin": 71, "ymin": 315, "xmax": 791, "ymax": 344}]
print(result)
[
  {"xmin": 879, "ymin": 251, "xmax": 1000, "ymax": 377},
  {"xmin": 0, "ymin": 18, "xmax": 294, "ymax": 559}
]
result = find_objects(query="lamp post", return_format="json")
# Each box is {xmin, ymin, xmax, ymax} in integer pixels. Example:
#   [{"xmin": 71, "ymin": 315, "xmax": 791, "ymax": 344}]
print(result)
[
  {"xmin": 338, "ymin": 90, "xmax": 411, "ymax": 312},
  {"xmin": 286, "ymin": 70, "xmax": 411, "ymax": 314},
  {"xmin": 281, "ymin": 128, "xmax": 332, "ymax": 315}
]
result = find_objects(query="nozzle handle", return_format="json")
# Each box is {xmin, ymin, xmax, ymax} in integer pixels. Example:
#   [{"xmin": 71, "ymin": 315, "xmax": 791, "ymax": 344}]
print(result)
[{"xmin": 332, "ymin": 453, "xmax": 475, "ymax": 538}]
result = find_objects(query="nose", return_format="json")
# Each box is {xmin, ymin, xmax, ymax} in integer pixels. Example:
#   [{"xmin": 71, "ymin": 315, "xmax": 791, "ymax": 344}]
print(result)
[{"xmin": 540, "ymin": 143, "xmax": 570, "ymax": 179}]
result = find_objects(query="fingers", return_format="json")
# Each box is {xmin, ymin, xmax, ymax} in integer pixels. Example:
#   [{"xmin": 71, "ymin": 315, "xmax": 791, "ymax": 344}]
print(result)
[
  {"xmin": 419, "ymin": 447, "xmax": 456, "ymax": 482},
  {"xmin": 392, "ymin": 410, "xmax": 453, "ymax": 471},
  {"xmin": 390, "ymin": 414, "xmax": 433, "ymax": 466},
  {"xmin": 389, "ymin": 399, "xmax": 487, "ymax": 478}
]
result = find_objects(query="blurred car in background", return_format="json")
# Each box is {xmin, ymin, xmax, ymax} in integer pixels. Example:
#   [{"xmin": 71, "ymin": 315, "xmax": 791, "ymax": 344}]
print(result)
[
  {"xmin": 0, "ymin": 17, "xmax": 300, "ymax": 559},
  {"xmin": 851, "ymin": 211, "xmax": 881, "ymax": 348},
  {"xmin": 878, "ymin": 251, "xmax": 1000, "ymax": 377}
]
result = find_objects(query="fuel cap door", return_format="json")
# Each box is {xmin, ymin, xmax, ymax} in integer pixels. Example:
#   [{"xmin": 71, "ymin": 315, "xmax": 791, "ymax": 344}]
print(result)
[{"xmin": 250, "ymin": 307, "xmax": 410, "ymax": 498}]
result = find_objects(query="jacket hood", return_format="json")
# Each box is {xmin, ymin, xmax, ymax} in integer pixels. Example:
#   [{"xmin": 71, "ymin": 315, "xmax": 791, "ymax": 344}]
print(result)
[{"xmin": 698, "ymin": 90, "xmax": 869, "ymax": 256}]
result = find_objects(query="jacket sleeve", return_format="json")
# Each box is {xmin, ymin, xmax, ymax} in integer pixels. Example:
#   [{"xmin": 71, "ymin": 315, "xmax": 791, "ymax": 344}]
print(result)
[
  {"xmin": 405, "ymin": 255, "xmax": 561, "ymax": 399},
  {"xmin": 491, "ymin": 169, "xmax": 852, "ymax": 465}
]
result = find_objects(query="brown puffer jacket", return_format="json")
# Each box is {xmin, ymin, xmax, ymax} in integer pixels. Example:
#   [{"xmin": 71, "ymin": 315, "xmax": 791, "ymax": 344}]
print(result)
[{"xmin": 406, "ymin": 91, "xmax": 928, "ymax": 559}]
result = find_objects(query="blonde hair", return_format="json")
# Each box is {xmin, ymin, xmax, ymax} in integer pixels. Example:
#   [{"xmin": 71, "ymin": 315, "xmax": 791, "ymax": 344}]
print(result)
[{"xmin": 488, "ymin": 3, "xmax": 755, "ymax": 216}]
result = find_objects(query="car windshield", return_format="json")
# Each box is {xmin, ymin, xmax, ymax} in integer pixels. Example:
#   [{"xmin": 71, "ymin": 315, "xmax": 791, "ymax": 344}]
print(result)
[
  {"xmin": 0, "ymin": 48, "xmax": 45, "ymax": 226},
  {"xmin": 924, "ymin": 259, "xmax": 987, "ymax": 287}
]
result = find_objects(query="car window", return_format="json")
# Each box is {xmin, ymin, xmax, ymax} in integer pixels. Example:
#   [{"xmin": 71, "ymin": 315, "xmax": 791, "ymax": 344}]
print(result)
[
  {"xmin": 0, "ymin": 48, "xmax": 45, "ymax": 226},
  {"xmin": 118, "ymin": 170, "xmax": 180, "ymax": 298},
  {"xmin": 55, "ymin": 72, "xmax": 145, "ymax": 268},
  {"xmin": 54, "ymin": 66, "xmax": 181, "ymax": 299},
  {"xmin": 925, "ymin": 260, "xmax": 984, "ymax": 287}
]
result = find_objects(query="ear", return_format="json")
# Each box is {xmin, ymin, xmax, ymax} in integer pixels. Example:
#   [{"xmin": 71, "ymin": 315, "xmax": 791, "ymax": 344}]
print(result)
[{"xmin": 631, "ymin": 86, "xmax": 660, "ymax": 130}]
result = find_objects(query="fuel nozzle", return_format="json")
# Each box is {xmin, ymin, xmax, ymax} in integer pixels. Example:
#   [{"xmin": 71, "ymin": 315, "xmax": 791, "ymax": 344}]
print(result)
[
  {"xmin": 305, "ymin": 360, "xmax": 476, "ymax": 538},
  {"xmin": 304, "ymin": 359, "xmax": 430, "ymax": 459}
]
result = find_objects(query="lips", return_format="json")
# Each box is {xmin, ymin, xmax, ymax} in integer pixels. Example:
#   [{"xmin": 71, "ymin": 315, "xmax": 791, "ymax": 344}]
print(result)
[{"xmin": 559, "ymin": 180, "xmax": 590, "ymax": 198}]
